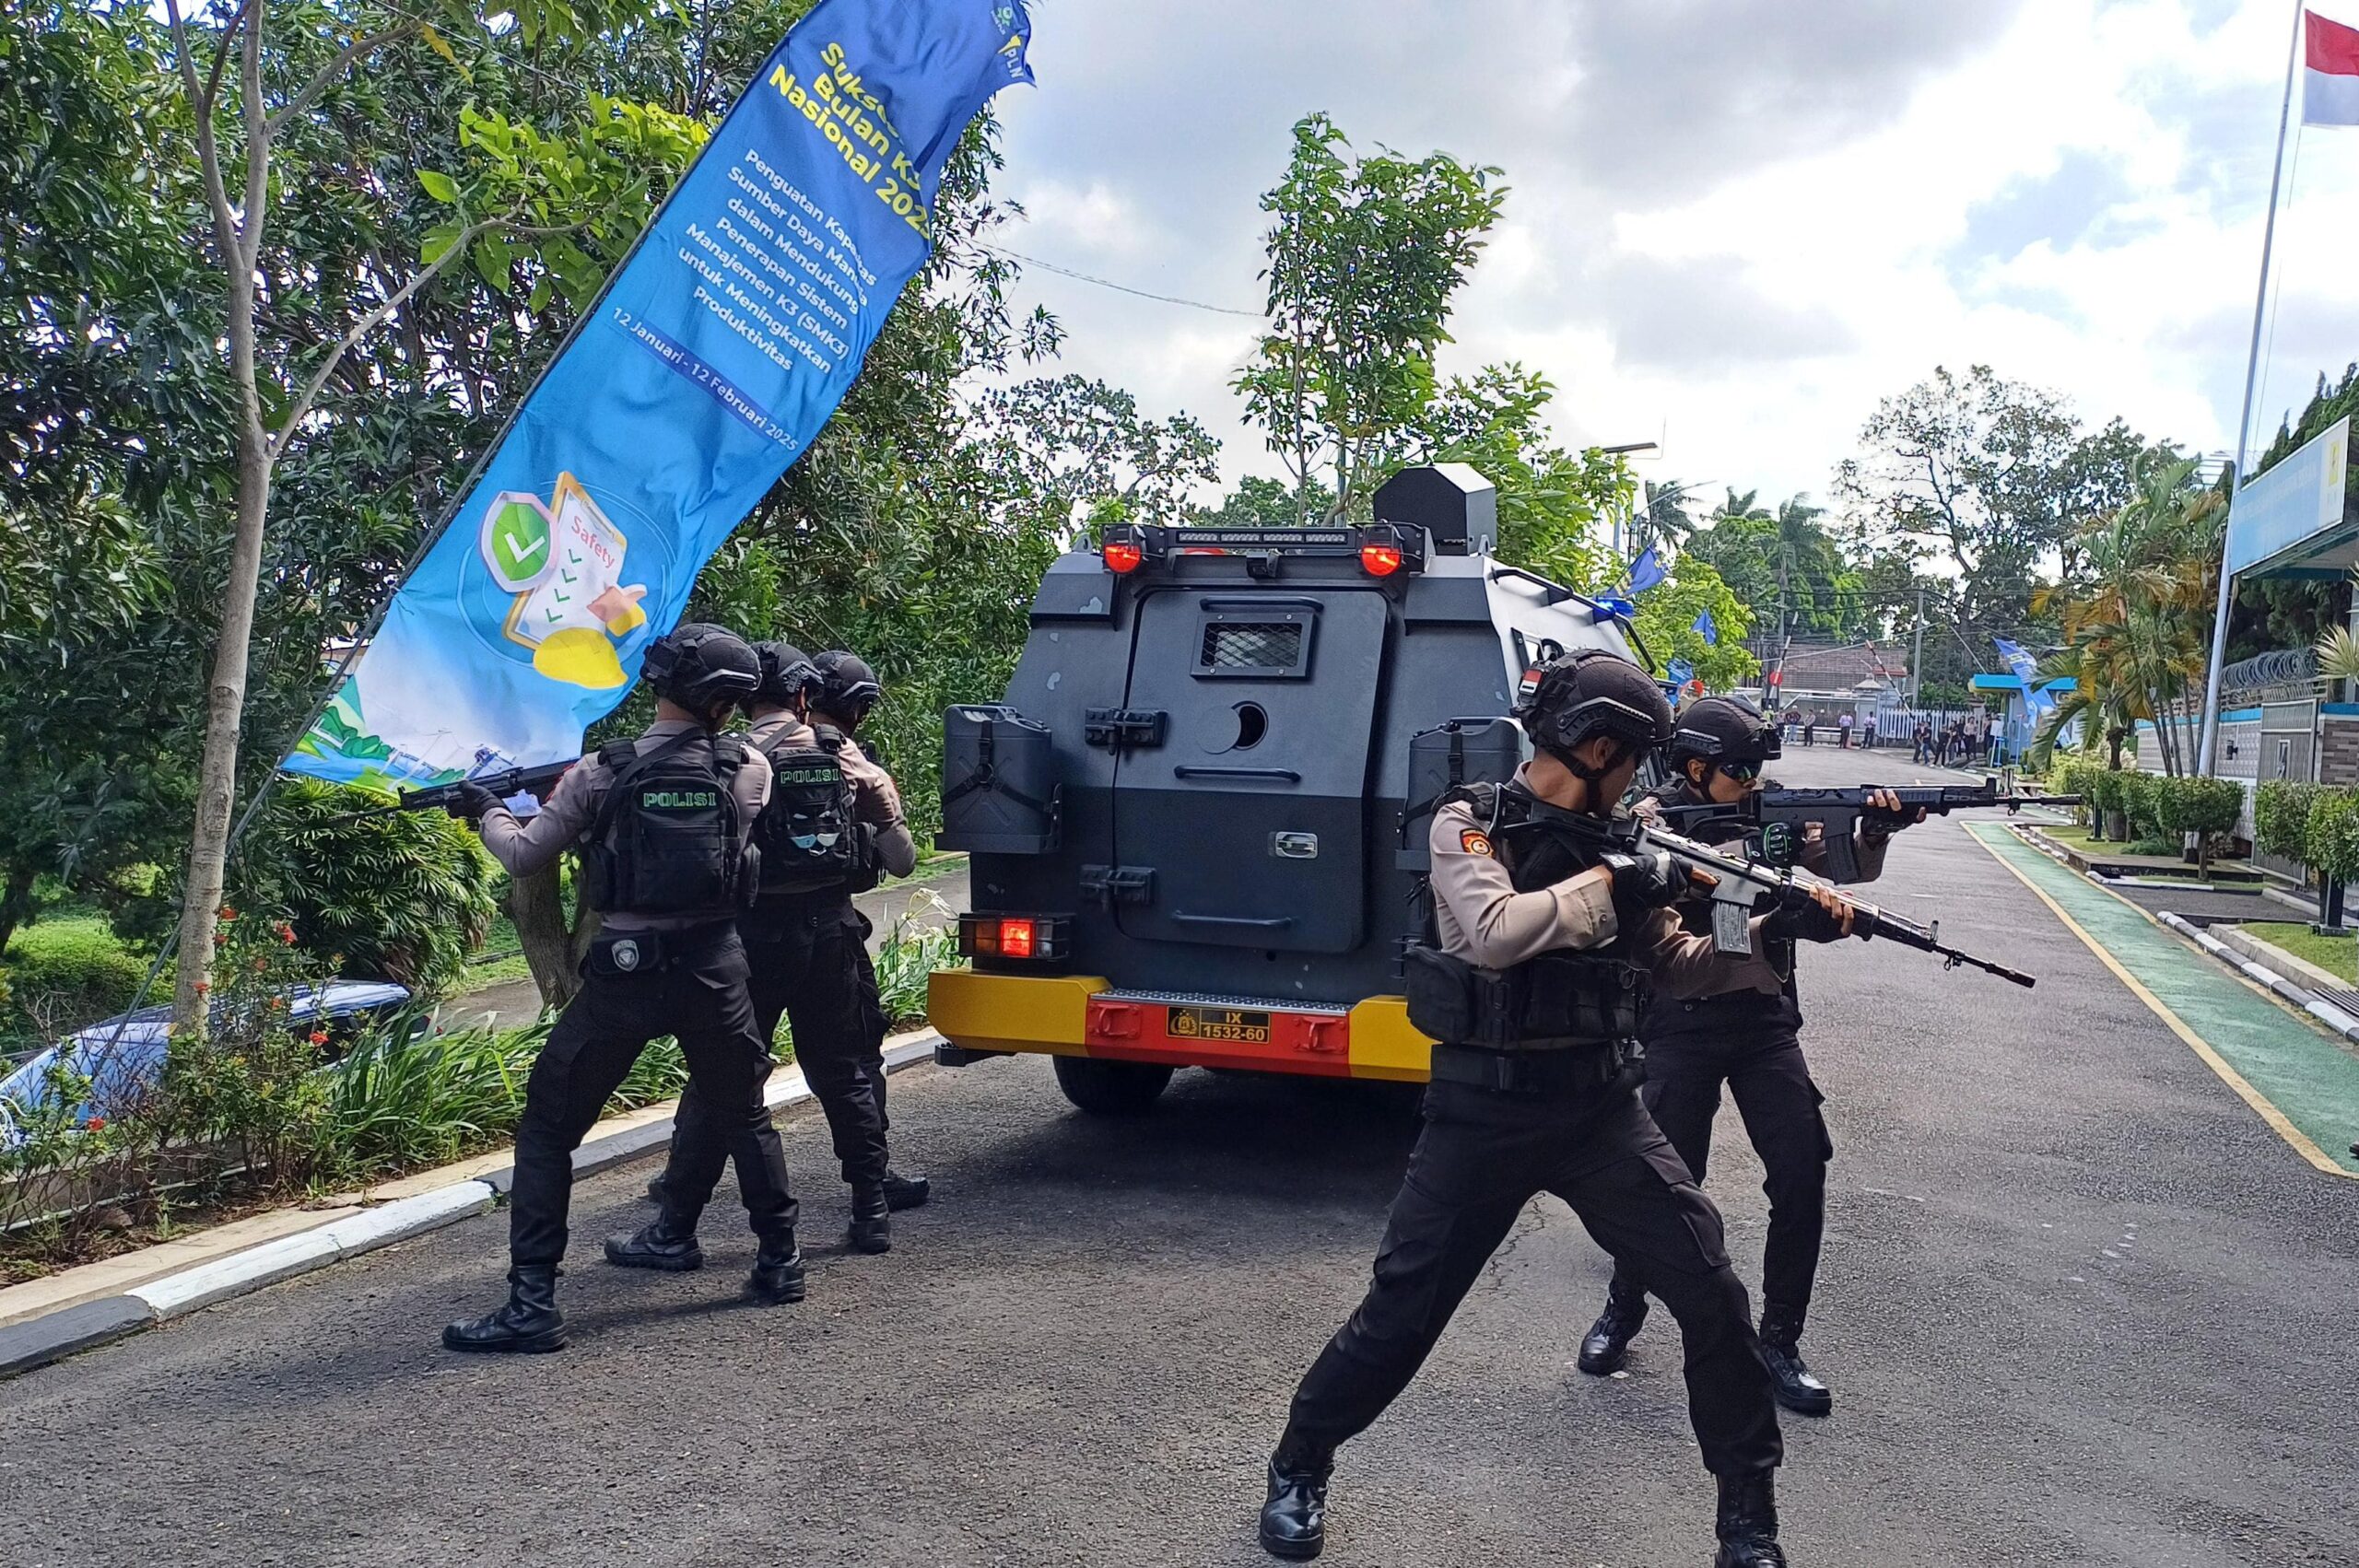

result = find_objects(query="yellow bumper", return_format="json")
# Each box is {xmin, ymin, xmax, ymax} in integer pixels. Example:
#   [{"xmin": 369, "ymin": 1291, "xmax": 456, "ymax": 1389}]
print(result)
[{"xmin": 926, "ymin": 969, "xmax": 1437, "ymax": 1082}]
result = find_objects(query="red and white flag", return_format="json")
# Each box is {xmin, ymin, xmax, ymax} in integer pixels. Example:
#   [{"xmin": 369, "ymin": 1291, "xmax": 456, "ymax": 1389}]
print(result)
[{"xmin": 2305, "ymin": 10, "xmax": 2359, "ymax": 126}]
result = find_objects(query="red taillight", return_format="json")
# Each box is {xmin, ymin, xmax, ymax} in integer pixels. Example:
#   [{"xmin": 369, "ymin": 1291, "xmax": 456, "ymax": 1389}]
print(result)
[
  {"xmin": 1360, "ymin": 542, "xmax": 1403, "ymax": 576},
  {"xmin": 1178, "ymin": 545, "xmax": 1230, "ymax": 556},
  {"xmin": 957, "ymin": 911, "xmax": 1072, "ymax": 963},
  {"xmin": 1103, "ymin": 541, "xmax": 1143, "ymax": 573}
]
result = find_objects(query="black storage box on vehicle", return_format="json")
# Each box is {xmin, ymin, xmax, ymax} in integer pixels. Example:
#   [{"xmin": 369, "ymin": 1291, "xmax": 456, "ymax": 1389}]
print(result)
[
  {"xmin": 1397, "ymin": 716, "xmax": 1524, "ymax": 870},
  {"xmin": 938, "ymin": 705, "xmax": 1060, "ymax": 854}
]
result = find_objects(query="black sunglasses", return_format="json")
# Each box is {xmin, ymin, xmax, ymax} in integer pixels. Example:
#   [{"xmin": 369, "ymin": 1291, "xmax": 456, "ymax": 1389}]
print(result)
[{"xmin": 1716, "ymin": 759, "xmax": 1765, "ymax": 783}]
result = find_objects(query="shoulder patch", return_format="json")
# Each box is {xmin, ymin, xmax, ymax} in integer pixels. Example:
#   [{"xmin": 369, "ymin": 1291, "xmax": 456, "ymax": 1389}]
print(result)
[{"xmin": 1459, "ymin": 828, "xmax": 1495, "ymax": 858}]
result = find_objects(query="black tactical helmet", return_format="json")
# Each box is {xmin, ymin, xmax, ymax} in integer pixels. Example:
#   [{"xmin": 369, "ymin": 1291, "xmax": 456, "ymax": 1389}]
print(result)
[
  {"xmin": 751, "ymin": 639, "xmax": 820, "ymax": 709},
  {"xmin": 1514, "ymin": 649, "xmax": 1673, "ymax": 770},
  {"xmin": 813, "ymin": 650, "xmax": 883, "ymax": 721},
  {"xmin": 1669, "ymin": 695, "xmax": 1782, "ymax": 767},
  {"xmin": 641, "ymin": 623, "xmax": 761, "ymax": 713}
]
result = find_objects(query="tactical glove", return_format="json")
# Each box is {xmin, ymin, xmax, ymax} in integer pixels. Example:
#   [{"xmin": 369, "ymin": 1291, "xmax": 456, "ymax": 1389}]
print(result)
[
  {"xmin": 1600, "ymin": 848, "xmax": 1685, "ymax": 929},
  {"xmin": 448, "ymin": 781, "xmax": 503, "ymax": 824},
  {"xmin": 1764, "ymin": 885, "xmax": 1853, "ymax": 943}
]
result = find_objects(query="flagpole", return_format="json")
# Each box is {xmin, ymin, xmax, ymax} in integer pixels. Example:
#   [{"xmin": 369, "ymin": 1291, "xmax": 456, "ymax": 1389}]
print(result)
[{"xmin": 2199, "ymin": 0, "xmax": 2307, "ymax": 778}]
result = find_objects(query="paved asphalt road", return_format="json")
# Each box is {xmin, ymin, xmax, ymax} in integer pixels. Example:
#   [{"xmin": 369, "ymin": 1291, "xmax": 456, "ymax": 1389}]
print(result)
[{"xmin": 4, "ymin": 747, "xmax": 2357, "ymax": 1566}]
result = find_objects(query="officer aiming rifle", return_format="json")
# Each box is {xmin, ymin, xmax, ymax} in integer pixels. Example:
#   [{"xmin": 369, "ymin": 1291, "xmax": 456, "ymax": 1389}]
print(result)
[
  {"xmin": 316, "ymin": 759, "xmax": 577, "ymax": 825},
  {"xmin": 1261, "ymin": 650, "xmax": 1810, "ymax": 1568}
]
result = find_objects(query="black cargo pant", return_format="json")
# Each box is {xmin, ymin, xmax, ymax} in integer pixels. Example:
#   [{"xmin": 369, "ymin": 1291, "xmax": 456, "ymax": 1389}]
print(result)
[
  {"xmin": 1284, "ymin": 1052, "xmax": 1783, "ymax": 1478},
  {"xmin": 511, "ymin": 923, "xmax": 794, "ymax": 1268},
  {"xmin": 1610, "ymin": 994, "xmax": 1831, "ymax": 1326},
  {"xmin": 665, "ymin": 892, "xmax": 888, "ymax": 1193}
]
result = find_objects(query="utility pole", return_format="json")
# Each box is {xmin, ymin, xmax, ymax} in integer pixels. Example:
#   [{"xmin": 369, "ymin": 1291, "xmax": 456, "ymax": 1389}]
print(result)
[{"xmin": 1910, "ymin": 584, "xmax": 1927, "ymax": 709}]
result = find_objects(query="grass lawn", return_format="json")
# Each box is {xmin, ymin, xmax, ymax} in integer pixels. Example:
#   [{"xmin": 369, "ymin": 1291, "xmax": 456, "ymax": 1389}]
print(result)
[{"xmin": 2237, "ymin": 922, "xmax": 2358, "ymax": 984}]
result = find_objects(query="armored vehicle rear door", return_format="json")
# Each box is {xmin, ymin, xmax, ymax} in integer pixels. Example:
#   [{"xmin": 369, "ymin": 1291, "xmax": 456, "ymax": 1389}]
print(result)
[{"xmin": 1109, "ymin": 589, "xmax": 1386, "ymax": 953}]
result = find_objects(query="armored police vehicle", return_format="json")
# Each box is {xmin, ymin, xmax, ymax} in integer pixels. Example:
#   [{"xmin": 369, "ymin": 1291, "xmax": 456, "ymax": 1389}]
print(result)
[{"xmin": 926, "ymin": 465, "xmax": 1642, "ymax": 1113}]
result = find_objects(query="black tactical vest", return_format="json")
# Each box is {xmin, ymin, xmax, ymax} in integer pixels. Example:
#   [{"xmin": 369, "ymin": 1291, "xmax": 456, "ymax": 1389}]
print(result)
[
  {"xmin": 751, "ymin": 730, "xmax": 863, "ymax": 894},
  {"xmin": 1644, "ymin": 776, "xmax": 1797, "ymax": 1000},
  {"xmin": 1402, "ymin": 781, "xmax": 1649, "ymax": 1048},
  {"xmin": 580, "ymin": 730, "xmax": 751, "ymax": 918}
]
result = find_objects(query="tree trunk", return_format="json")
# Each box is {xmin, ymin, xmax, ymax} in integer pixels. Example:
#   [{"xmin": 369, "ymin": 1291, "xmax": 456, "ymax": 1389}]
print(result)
[
  {"xmin": 0, "ymin": 863, "xmax": 36, "ymax": 959},
  {"xmin": 171, "ymin": 298, "xmax": 274, "ymax": 1031},
  {"xmin": 506, "ymin": 860, "xmax": 598, "ymax": 1011}
]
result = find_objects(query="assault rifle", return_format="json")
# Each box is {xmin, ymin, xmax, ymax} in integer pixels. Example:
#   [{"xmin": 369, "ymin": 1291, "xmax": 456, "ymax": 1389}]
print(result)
[
  {"xmin": 320, "ymin": 759, "xmax": 578, "ymax": 825},
  {"xmin": 1649, "ymin": 775, "xmax": 2081, "ymax": 881},
  {"xmin": 1502, "ymin": 800, "xmax": 2038, "ymax": 989}
]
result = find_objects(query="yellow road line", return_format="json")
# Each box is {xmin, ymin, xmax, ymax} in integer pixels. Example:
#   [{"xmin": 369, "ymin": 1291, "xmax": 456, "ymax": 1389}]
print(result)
[{"xmin": 1971, "ymin": 829, "xmax": 2356, "ymax": 1181}]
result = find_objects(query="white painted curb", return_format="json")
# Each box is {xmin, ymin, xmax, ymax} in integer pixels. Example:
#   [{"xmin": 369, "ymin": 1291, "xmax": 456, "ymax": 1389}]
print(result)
[
  {"xmin": 316, "ymin": 1182, "xmax": 499, "ymax": 1260},
  {"xmin": 2155, "ymin": 911, "xmax": 2359, "ymax": 1044},
  {"xmin": 132, "ymin": 1229, "xmax": 345, "ymax": 1320}
]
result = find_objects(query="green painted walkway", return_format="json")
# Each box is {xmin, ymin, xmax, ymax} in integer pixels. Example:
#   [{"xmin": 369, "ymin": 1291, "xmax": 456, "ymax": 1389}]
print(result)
[{"xmin": 1971, "ymin": 823, "xmax": 2359, "ymax": 1176}]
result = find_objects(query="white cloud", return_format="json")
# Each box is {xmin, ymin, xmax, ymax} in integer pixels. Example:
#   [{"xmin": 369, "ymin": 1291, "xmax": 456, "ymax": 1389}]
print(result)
[{"xmin": 988, "ymin": 0, "xmax": 2359, "ymax": 510}]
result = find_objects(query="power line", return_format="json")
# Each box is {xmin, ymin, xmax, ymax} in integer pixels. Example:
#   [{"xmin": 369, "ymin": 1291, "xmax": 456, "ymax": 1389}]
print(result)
[{"xmin": 980, "ymin": 242, "xmax": 1262, "ymax": 318}]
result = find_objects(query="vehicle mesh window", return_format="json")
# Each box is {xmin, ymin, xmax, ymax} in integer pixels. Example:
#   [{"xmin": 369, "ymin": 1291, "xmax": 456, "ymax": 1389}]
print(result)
[{"xmin": 1201, "ymin": 621, "xmax": 1302, "ymax": 671}]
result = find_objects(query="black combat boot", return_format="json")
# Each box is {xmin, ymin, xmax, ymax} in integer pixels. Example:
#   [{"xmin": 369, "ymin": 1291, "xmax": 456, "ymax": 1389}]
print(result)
[
  {"xmin": 882, "ymin": 1168, "xmax": 931, "ymax": 1211},
  {"xmin": 747, "ymin": 1231, "xmax": 806, "ymax": 1304},
  {"xmin": 603, "ymin": 1211, "xmax": 704, "ymax": 1271},
  {"xmin": 1714, "ymin": 1471, "xmax": 1786, "ymax": 1567},
  {"xmin": 1578, "ymin": 1285, "xmax": 1649, "ymax": 1375},
  {"xmin": 1258, "ymin": 1439, "xmax": 1332, "ymax": 1561},
  {"xmin": 441, "ymin": 1265, "xmax": 566, "ymax": 1353},
  {"xmin": 1758, "ymin": 1307, "xmax": 1831, "ymax": 1416},
  {"xmin": 847, "ymin": 1181, "xmax": 893, "ymax": 1254}
]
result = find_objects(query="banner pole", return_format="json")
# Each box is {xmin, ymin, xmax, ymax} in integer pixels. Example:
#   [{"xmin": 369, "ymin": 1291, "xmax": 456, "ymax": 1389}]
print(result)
[{"xmin": 2200, "ymin": 0, "xmax": 2306, "ymax": 778}]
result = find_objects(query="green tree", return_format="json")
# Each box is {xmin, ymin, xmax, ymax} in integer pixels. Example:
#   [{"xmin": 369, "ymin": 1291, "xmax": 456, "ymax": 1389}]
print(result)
[
  {"xmin": 1633, "ymin": 559, "xmax": 1757, "ymax": 692},
  {"xmin": 1235, "ymin": 112, "xmax": 1506, "ymax": 521},
  {"xmin": 154, "ymin": 0, "xmax": 655, "ymax": 1029}
]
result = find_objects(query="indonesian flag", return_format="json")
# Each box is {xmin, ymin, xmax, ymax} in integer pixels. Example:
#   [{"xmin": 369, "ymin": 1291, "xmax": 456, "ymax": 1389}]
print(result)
[{"xmin": 2305, "ymin": 10, "xmax": 2359, "ymax": 126}]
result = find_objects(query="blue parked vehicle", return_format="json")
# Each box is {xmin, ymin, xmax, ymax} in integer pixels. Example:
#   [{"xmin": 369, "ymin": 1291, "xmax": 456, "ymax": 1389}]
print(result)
[{"xmin": 0, "ymin": 981, "xmax": 416, "ymax": 1147}]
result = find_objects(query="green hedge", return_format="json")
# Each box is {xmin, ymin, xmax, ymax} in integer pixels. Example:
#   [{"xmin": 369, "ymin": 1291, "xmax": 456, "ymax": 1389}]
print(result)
[
  {"xmin": 2148, "ymin": 777, "xmax": 2242, "ymax": 839},
  {"xmin": 2255, "ymin": 779, "xmax": 2323, "ymax": 861},
  {"xmin": 2306, "ymin": 788, "xmax": 2359, "ymax": 886},
  {"xmin": 0, "ymin": 919, "xmax": 165, "ymax": 1042}
]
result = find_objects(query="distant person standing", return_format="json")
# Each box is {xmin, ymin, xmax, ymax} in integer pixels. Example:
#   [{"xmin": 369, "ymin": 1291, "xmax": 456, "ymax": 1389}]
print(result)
[
  {"xmin": 1863, "ymin": 715, "xmax": 1878, "ymax": 750},
  {"xmin": 1802, "ymin": 715, "xmax": 1815, "ymax": 748},
  {"xmin": 1837, "ymin": 711, "xmax": 1854, "ymax": 750}
]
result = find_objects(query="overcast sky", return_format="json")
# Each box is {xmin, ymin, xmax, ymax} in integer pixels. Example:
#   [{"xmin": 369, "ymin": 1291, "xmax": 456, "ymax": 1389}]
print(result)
[{"xmin": 986, "ymin": 0, "xmax": 2359, "ymax": 512}]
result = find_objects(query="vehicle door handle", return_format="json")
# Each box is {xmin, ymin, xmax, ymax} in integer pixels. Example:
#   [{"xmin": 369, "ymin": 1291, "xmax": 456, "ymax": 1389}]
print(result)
[
  {"xmin": 1171, "ymin": 912, "xmax": 1295, "ymax": 930},
  {"xmin": 1171, "ymin": 766, "xmax": 1301, "ymax": 782}
]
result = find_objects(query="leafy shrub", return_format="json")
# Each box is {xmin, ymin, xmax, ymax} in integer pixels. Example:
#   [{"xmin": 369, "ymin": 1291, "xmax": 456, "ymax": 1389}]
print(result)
[
  {"xmin": 237, "ymin": 780, "xmax": 501, "ymax": 1000},
  {"xmin": 873, "ymin": 898, "xmax": 960, "ymax": 1027},
  {"xmin": 0, "ymin": 919, "xmax": 164, "ymax": 1042},
  {"xmin": 2304, "ymin": 788, "xmax": 2359, "ymax": 888},
  {"xmin": 2255, "ymin": 779, "xmax": 2323, "ymax": 862},
  {"xmin": 2048, "ymin": 759, "xmax": 2096, "ymax": 825},
  {"xmin": 2149, "ymin": 777, "xmax": 2243, "ymax": 839},
  {"xmin": 2084, "ymin": 767, "xmax": 2126, "ymax": 821},
  {"xmin": 2114, "ymin": 771, "xmax": 2157, "ymax": 838}
]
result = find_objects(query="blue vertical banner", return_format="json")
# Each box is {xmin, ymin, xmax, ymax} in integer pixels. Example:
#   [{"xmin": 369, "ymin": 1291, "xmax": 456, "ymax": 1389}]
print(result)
[
  {"xmin": 1993, "ymin": 637, "xmax": 2053, "ymax": 716},
  {"xmin": 289, "ymin": 0, "xmax": 1034, "ymax": 787}
]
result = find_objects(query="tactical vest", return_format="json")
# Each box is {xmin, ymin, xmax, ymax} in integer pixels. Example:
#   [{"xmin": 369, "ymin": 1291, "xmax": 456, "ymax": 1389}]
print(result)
[
  {"xmin": 580, "ymin": 731, "xmax": 752, "ymax": 918},
  {"xmin": 751, "ymin": 728, "xmax": 869, "ymax": 895},
  {"xmin": 814, "ymin": 724, "xmax": 884, "ymax": 895},
  {"xmin": 1646, "ymin": 776, "xmax": 1797, "ymax": 998},
  {"xmin": 1402, "ymin": 781, "xmax": 1649, "ymax": 1049}
]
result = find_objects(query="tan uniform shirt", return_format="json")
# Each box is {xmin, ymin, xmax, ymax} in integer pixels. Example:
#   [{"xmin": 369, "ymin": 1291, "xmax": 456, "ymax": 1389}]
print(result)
[
  {"xmin": 745, "ymin": 712, "xmax": 919, "ymax": 894},
  {"xmin": 1631, "ymin": 785, "xmax": 1890, "ymax": 1000},
  {"xmin": 1427, "ymin": 768, "xmax": 1782, "ymax": 1000},
  {"xmin": 477, "ymin": 719, "xmax": 771, "ymax": 931}
]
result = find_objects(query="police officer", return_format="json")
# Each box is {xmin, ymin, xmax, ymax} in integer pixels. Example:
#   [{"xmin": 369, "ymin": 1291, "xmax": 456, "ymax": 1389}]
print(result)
[
  {"xmin": 1576, "ymin": 696, "xmax": 1921, "ymax": 1414},
  {"xmin": 1259, "ymin": 650, "xmax": 1846, "ymax": 1567},
  {"xmin": 442, "ymin": 624, "xmax": 800, "ymax": 1352},
  {"xmin": 807, "ymin": 649, "xmax": 927, "ymax": 1213},
  {"xmin": 641, "ymin": 640, "xmax": 916, "ymax": 1253}
]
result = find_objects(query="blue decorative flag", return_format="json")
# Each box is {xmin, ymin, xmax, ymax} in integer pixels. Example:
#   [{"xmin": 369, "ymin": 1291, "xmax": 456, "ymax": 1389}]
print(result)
[
  {"xmin": 1666, "ymin": 657, "xmax": 1695, "ymax": 686},
  {"xmin": 289, "ymin": 0, "xmax": 1035, "ymax": 787},
  {"xmin": 1994, "ymin": 637, "xmax": 2053, "ymax": 716},
  {"xmin": 1691, "ymin": 608, "xmax": 1718, "ymax": 646},
  {"xmin": 1591, "ymin": 593, "xmax": 1637, "ymax": 623},
  {"xmin": 1626, "ymin": 546, "xmax": 1666, "ymax": 594}
]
